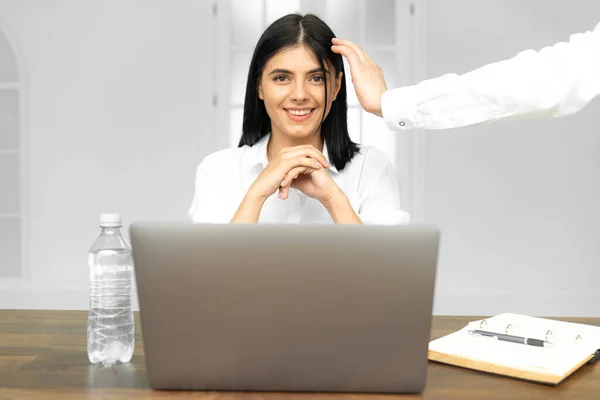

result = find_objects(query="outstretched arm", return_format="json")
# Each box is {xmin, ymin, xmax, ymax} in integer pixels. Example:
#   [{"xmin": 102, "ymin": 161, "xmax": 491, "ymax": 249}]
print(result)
[{"xmin": 332, "ymin": 21, "xmax": 600, "ymax": 130}]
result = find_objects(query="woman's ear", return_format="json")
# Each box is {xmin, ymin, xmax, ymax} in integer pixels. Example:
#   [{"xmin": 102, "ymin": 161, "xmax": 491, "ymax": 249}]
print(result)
[
  {"xmin": 257, "ymin": 82, "xmax": 264, "ymax": 100},
  {"xmin": 333, "ymin": 71, "xmax": 343, "ymax": 101}
]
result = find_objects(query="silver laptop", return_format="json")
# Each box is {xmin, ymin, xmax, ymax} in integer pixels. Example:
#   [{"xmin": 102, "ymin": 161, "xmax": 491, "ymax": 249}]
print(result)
[{"xmin": 130, "ymin": 223, "xmax": 440, "ymax": 393}]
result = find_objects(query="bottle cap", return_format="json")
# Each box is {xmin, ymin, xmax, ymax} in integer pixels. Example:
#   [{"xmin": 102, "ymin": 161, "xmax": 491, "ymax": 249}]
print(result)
[{"xmin": 99, "ymin": 213, "xmax": 122, "ymax": 227}]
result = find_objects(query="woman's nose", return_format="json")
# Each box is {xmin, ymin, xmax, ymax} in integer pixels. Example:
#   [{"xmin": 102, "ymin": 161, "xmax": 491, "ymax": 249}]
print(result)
[{"xmin": 290, "ymin": 81, "xmax": 308, "ymax": 102}]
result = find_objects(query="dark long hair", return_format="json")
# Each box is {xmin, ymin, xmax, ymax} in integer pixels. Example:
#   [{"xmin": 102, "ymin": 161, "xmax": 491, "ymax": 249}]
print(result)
[{"xmin": 238, "ymin": 13, "xmax": 359, "ymax": 171}]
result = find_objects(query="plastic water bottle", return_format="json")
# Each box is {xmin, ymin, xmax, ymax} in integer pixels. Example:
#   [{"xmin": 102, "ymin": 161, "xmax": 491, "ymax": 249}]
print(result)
[{"xmin": 87, "ymin": 213, "xmax": 135, "ymax": 366}]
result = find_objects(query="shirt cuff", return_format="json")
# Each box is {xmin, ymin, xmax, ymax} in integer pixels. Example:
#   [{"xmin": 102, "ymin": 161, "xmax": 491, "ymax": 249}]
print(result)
[{"xmin": 381, "ymin": 87, "xmax": 419, "ymax": 130}]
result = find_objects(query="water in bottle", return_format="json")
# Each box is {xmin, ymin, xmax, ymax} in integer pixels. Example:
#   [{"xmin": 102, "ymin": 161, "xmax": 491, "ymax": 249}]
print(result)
[{"xmin": 87, "ymin": 213, "xmax": 135, "ymax": 366}]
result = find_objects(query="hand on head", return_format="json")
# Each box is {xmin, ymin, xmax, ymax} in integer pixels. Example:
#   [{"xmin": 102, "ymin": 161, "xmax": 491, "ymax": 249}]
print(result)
[{"xmin": 331, "ymin": 38, "xmax": 387, "ymax": 117}]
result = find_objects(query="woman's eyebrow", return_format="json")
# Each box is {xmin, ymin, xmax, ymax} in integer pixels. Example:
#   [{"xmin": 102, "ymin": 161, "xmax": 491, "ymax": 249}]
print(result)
[
  {"xmin": 307, "ymin": 67, "xmax": 327, "ymax": 74},
  {"xmin": 268, "ymin": 67, "xmax": 329, "ymax": 76},
  {"xmin": 268, "ymin": 68, "xmax": 292, "ymax": 76}
]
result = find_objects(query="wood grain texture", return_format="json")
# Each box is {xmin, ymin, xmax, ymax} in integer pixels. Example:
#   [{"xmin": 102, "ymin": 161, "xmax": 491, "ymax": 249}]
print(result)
[
  {"xmin": 427, "ymin": 349, "xmax": 595, "ymax": 385},
  {"xmin": 0, "ymin": 311, "xmax": 598, "ymax": 399}
]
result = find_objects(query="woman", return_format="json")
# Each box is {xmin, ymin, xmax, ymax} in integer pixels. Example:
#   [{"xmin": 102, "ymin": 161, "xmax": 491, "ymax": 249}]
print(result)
[{"xmin": 188, "ymin": 13, "xmax": 409, "ymax": 224}]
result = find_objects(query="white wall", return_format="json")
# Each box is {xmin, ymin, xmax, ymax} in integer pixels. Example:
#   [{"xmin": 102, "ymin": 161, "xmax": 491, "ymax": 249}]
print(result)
[
  {"xmin": 418, "ymin": 0, "xmax": 600, "ymax": 316},
  {"xmin": 2, "ymin": 0, "xmax": 598, "ymax": 317},
  {"xmin": 0, "ymin": 0, "xmax": 216, "ymax": 309}
]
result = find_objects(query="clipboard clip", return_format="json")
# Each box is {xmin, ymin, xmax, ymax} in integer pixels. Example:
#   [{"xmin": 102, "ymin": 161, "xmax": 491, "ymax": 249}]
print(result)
[{"xmin": 588, "ymin": 349, "xmax": 600, "ymax": 364}]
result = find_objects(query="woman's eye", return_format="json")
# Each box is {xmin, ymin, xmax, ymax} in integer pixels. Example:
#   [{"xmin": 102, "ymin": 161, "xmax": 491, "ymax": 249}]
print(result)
[
  {"xmin": 311, "ymin": 75, "xmax": 324, "ymax": 83},
  {"xmin": 274, "ymin": 75, "xmax": 289, "ymax": 82}
]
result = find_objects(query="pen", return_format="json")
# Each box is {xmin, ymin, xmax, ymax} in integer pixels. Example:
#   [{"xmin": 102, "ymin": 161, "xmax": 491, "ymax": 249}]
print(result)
[{"xmin": 467, "ymin": 329, "xmax": 555, "ymax": 348}]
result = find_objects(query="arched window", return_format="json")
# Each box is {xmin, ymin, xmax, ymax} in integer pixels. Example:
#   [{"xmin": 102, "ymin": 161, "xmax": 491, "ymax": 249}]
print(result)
[{"xmin": 0, "ymin": 26, "xmax": 22, "ymax": 277}]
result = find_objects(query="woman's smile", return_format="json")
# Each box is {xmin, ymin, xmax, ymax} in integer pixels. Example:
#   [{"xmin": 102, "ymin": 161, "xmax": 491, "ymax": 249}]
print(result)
[{"xmin": 284, "ymin": 107, "xmax": 316, "ymax": 122}]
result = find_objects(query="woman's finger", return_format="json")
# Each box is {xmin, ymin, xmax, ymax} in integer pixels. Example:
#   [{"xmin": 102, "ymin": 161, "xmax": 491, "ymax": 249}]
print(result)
[
  {"xmin": 281, "ymin": 165, "xmax": 313, "ymax": 187},
  {"xmin": 281, "ymin": 146, "xmax": 330, "ymax": 168},
  {"xmin": 279, "ymin": 166, "xmax": 316, "ymax": 200},
  {"xmin": 276, "ymin": 157, "xmax": 320, "ymax": 200},
  {"xmin": 280, "ymin": 146, "xmax": 329, "ymax": 167}
]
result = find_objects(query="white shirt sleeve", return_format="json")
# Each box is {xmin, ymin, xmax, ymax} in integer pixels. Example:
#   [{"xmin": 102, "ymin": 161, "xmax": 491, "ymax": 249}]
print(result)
[
  {"xmin": 382, "ymin": 21, "xmax": 600, "ymax": 130},
  {"xmin": 188, "ymin": 164, "xmax": 226, "ymax": 223},
  {"xmin": 357, "ymin": 148, "xmax": 411, "ymax": 225}
]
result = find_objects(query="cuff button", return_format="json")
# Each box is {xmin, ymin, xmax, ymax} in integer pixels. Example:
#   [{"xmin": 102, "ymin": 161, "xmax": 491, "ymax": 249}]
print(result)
[{"xmin": 399, "ymin": 121, "xmax": 405, "ymax": 126}]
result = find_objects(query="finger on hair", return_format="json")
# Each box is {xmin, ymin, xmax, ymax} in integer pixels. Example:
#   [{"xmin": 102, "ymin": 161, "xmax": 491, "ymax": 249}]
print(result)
[
  {"xmin": 331, "ymin": 44, "xmax": 362, "ymax": 66},
  {"xmin": 331, "ymin": 38, "xmax": 367, "ymax": 61}
]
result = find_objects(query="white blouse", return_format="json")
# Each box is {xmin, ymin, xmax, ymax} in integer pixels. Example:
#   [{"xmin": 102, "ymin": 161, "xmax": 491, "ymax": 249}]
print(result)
[{"xmin": 188, "ymin": 134, "xmax": 410, "ymax": 224}]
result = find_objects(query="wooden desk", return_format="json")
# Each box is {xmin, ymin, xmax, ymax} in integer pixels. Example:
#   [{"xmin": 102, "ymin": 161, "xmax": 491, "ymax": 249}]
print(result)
[{"xmin": 0, "ymin": 311, "xmax": 598, "ymax": 399}]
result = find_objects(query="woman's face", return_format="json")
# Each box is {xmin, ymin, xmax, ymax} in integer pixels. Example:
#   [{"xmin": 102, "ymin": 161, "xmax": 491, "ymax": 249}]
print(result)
[{"xmin": 258, "ymin": 44, "xmax": 342, "ymax": 141}]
